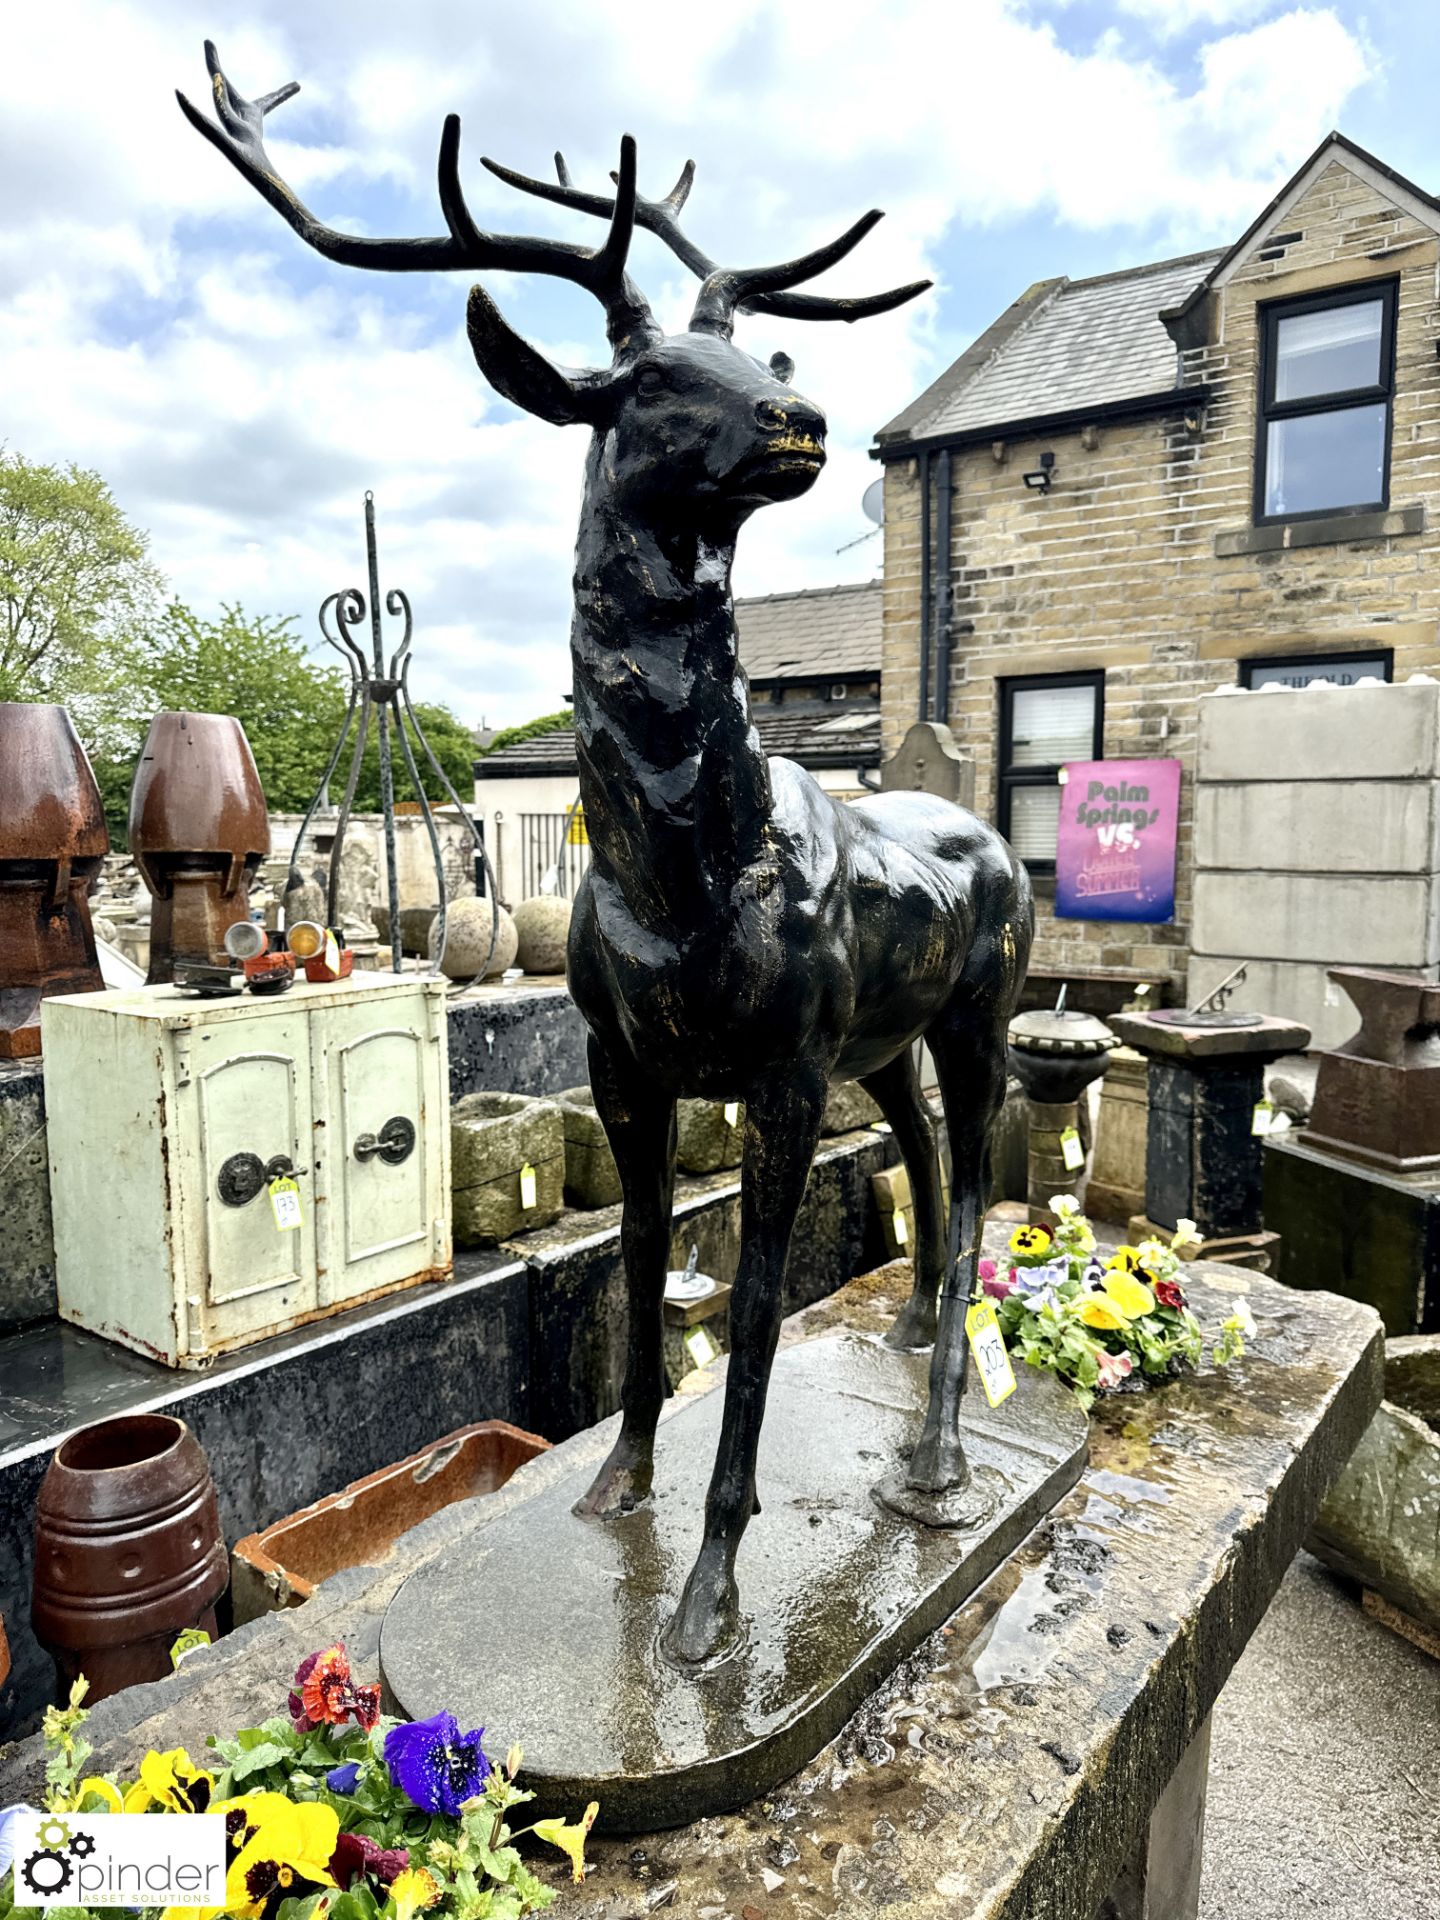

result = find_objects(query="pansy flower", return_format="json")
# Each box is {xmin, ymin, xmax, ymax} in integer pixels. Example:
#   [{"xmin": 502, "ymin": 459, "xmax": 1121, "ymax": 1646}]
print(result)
[
  {"xmin": 1009, "ymin": 1222, "xmax": 1053, "ymax": 1259},
  {"xmin": 161, "ymin": 1792, "xmax": 338, "ymax": 1920},
  {"xmin": 325, "ymin": 1762, "xmax": 361, "ymax": 1795},
  {"xmin": 330, "ymin": 1831, "xmax": 409, "ymax": 1890},
  {"xmin": 1101, "ymin": 1269, "xmax": 1156, "ymax": 1320},
  {"xmin": 1105, "ymin": 1245, "xmax": 1145, "ymax": 1274},
  {"xmin": 384, "ymin": 1711, "xmax": 492, "ymax": 1816},
  {"xmin": 1154, "ymin": 1277, "xmax": 1185, "ymax": 1311},
  {"xmin": 126, "ymin": 1747, "xmax": 213, "ymax": 1813},
  {"xmin": 979, "ymin": 1257, "xmax": 1016, "ymax": 1301},
  {"xmin": 290, "ymin": 1643, "xmax": 381, "ymax": 1732},
  {"xmin": 1013, "ymin": 1256, "xmax": 1069, "ymax": 1309},
  {"xmin": 390, "ymin": 1866, "xmax": 443, "ymax": 1919}
]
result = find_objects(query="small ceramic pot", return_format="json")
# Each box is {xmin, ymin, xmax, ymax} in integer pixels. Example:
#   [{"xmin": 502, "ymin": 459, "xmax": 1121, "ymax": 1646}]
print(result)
[
  {"xmin": 32, "ymin": 1413, "xmax": 228, "ymax": 1703},
  {"xmin": 129, "ymin": 711, "xmax": 270, "ymax": 982}
]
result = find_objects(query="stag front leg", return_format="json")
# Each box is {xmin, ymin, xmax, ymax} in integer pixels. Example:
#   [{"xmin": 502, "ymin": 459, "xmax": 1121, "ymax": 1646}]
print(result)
[
  {"xmin": 573, "ymin": 1036, "xmax": 677, "ymax": 1521},
  {"xmin": 906, "ymin": 999, "xmax": 1010, "ymax": 1504},
  {"xmin": 660, "ymin": 1071, "xmax": 827, "ymax": 1668}
]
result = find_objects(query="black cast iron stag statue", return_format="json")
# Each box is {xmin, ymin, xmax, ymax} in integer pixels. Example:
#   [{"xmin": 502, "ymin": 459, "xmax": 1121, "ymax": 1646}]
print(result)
[{"xmin": 180, "ymin": 44, "xmax": 1034, "ymax": 1667}]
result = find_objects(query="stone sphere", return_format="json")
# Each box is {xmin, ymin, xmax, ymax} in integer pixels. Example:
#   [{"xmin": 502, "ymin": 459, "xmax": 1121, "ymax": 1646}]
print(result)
[
  {"xmin": 513, "ymin": 894, "xmax": 573, "ymax": 976},
  {"xmin": 428, "ymin": 898, "xmax": 517, "ymax": 980}
]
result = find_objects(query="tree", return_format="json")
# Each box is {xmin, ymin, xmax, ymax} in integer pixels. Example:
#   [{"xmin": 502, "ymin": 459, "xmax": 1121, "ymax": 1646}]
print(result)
[
  {"xmin": 93, "ymin": 601, "xmax": 479, "ymax": 840},
  {"xmin": 0, "ymin": 449, "xmax": 164, "ymax": 742}
]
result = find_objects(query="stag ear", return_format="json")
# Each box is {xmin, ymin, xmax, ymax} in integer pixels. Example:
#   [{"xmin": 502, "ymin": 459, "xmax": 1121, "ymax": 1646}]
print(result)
[
  {"xmin": 466, "ymin": 285, "xmax": 612, "ymax": 427},
  {"xmin": 769, "ymin": 350, "xmax": 795, "ymax": 383}
]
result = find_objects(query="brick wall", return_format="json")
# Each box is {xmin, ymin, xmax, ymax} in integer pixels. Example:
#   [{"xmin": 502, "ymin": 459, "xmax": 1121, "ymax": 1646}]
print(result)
[{"xmin": 880, "ymin": 159, "xmax": 1440, "ymax": 996}]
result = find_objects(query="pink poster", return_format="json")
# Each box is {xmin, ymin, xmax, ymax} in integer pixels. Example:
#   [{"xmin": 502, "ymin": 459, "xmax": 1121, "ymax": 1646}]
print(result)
[{"xmin": 1054, "ymin": 757, "xmax": 1181, "ymax": 923}]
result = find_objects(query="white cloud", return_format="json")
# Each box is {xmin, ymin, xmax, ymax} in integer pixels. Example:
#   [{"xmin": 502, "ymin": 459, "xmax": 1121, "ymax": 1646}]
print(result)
[{"xmin": 0, "ymin": 1, "xmax": 1376, "ymax": 727}]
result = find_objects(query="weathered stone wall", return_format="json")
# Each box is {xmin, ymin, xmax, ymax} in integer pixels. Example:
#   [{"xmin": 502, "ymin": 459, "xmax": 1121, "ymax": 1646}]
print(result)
[{"xmin": 881, "ymin": 159, "xmax": 1440, "ymax": 996}]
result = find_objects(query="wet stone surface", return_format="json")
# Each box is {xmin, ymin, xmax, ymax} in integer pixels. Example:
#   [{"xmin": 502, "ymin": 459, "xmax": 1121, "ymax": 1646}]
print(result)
[
  {"xmin": 0, "ymin": 1239, "xmax": 1382, "ymax": 1920},
  {"xmin": 379, "ymin": 1332, "xmax": 1090, "ymax": 1831}
]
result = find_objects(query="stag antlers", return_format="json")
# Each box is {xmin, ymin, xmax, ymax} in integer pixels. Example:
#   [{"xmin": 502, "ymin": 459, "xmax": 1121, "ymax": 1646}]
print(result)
[{"xmin": 177, "ymin": 40, "xmax": 930, "ymax": 338}]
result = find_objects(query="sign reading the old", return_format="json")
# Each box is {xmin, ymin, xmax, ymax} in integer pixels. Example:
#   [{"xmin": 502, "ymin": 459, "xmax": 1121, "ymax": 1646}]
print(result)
[{"xmin": 1055, "ymin": 756, "xmax": 1181, "ymax": 923}]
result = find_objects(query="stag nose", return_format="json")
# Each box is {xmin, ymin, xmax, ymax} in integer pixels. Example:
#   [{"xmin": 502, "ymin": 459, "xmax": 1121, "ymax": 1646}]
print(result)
[{"xmin": 755, "ymin": 396, "xmax": 824, "ymax": 440}]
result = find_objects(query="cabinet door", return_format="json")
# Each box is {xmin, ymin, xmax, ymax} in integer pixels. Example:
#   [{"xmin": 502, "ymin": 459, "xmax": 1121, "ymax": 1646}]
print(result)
[
  {"xmin": 189, "ymin": 1009, "xmax": 318, "ymax": 1348},
  {"xmin": 317, "ymin": 990, "xmax": 443, "ymax": 1304}
]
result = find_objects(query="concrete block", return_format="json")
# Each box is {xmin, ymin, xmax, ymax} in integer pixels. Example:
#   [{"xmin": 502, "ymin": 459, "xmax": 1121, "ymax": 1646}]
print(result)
[
  {"xmin": 1191, "ymin": 871, "xmax": 1440, "ymax": 967},
  {"xmin": 1197, "ymin": 681, "xmax": 1440, "ymax": 784},
  {"xmin": 822, "ymin": 1082, "xmax": 882, "ymax": 1135},
  {"xmin": 1185, "ymin": 955, "xmax": 1396, "ymax": 1051},
  {"xmin": 451, "ymin": 1092, "xmax": 565, "ymax": 1244},
  {"xmin": 1195, "ymin": 780, "xmax": 1440, "ymax": 873}
]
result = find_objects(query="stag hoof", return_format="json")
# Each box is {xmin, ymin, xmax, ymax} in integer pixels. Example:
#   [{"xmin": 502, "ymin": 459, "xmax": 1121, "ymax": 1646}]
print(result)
[
  {"xmin": 906, "ymin": 1423, "xmax": 970, "ymax": 1497},
  {"xmin": 660, "ymin": 1551, "xmax": 741, "ymax": 1669},
  {"xmin": 883, "ymin": 1293, "xmax": 938, "ymax": 1351},
  {"xmin": 572, "ymin": 1443, "xmax": 653, "ymax": 1521}
]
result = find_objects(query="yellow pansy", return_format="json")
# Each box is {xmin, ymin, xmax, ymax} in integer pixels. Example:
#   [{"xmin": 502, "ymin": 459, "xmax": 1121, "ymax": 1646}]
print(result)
[
  {"xmin": 531, "ymin": 1801, "xmax": 600, "ymax": 1884},
  {"xmin": 129, "ymin": 1747, "xmax": 213, "ymax": 1814},
  {"xmin": 72, "ymin": 1776, "xmax": 124, "ymax": 1813},
  {"xmin": 1009, "ymin": 1223, "xmax": 1053, "ymax": 1257},
  {"xmin": 1078, "ymin": 1295, "xmax": 1130, "ymax": 1331},
  {"xmin": 1105, "ymin": 1245, "xmax": 1145, "ymax": 1274},
  {"xmin": 165, "ymin": 1792, "xmax": 338, "ymax": 1920},
  {"xmin": 1101, "ymin": 1270, "xmax": 1156, "ymax": 1320},
  {"xmin": 390, "ymin": 1865, "xmax": 443, "ymax": 1919}
]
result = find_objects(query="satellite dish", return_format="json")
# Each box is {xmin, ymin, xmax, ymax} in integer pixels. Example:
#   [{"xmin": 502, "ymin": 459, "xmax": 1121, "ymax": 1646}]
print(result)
[{"xmin": 861, "ymin": 478, "xmax": 885, "ymax": 526}]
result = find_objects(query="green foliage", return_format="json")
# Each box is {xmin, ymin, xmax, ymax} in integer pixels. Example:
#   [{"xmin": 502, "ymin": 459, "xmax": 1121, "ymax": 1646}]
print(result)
[
  {"xmin": 0, "ymin": 448, "xmax": 164, "ymax": 745},
  {"xmin": 90, "ymin": 602, "xmax": 478, "ymax": 845},
  {"xmin": 480, "ymin": 710, "xmax": 572, "ymax": 757}
]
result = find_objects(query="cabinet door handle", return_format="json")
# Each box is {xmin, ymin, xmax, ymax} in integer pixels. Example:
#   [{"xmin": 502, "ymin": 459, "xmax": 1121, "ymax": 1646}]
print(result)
[{"xmin": 354, "ymin": 1116, "xmax": 417, "ymax": 1166}]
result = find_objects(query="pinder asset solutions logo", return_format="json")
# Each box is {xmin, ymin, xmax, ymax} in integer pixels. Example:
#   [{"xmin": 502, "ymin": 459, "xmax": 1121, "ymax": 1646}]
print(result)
[{"xmin": 10, "ymin": 1810, "xmax": 226, "ymax": 1907}]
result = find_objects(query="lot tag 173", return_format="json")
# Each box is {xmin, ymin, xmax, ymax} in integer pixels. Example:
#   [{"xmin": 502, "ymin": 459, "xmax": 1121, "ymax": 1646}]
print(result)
[
  {"xmin": 269, "ymin": 1176, "xmax": 302, "ymax": 1233},
  {"xmin": 964, "ymin": 1299, "xmax": 1017, "ymax": 1408}
]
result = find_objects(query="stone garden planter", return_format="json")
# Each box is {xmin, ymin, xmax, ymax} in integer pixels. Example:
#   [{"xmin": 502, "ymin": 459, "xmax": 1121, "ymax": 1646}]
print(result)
[
  {"xmin": 821, "ymin": 1081, "xmax": 882, "ymax": 1135},
  {"xmin": 675, "ymin": 1098, "xmax": 745, "ymax": 1174},
  {"xmin": 1310, "ymin": 1333, "xmax": 1440, "ymax": 1643},
  {"xmin": 451, "ymin": 1091, "xmax": 564, "ymax": 1243},
  {"xmin": 31, "ymin": 1413, "xmax": 228, "ymax": 1704},
  {"xmin": 230, "ymin": 1419, "xmax": 550, "ymax": 1624},
  {"xmin": 555, "ymin": 1086, "xmax": 623, "ymax": 1209}
]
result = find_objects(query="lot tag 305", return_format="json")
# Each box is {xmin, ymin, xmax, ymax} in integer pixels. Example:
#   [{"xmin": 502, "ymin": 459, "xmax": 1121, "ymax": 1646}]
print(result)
[{"xmin": 965, "ymin": 1299, "xmax": 1017, "ymax": 1408}]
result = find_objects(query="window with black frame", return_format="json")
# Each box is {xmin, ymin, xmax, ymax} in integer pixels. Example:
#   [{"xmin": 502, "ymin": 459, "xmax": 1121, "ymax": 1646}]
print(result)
[
  {"xmin": 1239, "ymin": 648, "xmax": 1394, "ymax": 690},
  {"xmin": 997, "ymin": 671, "xmax": 1104, "ymax": 872},
  {"xmin": 1256, "ymin": 281, "xmax": 1396, "ymax": 523}
]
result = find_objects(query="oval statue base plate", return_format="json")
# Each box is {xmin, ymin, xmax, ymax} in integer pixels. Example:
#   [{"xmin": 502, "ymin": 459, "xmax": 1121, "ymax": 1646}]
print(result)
[{"xmin": 379, "ymin": 1332, "xmax": 1088, "ymax": 1833}]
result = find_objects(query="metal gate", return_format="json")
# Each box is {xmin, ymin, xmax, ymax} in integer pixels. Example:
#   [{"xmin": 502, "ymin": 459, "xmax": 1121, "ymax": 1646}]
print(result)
[{"xmin": 520, "ymin": 810, "xmax": 592, "ymax": 899}]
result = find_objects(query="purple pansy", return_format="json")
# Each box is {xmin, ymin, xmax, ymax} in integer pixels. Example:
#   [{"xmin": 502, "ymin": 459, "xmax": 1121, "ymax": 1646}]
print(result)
[
  {"xmin": 326, "ymin": 1762, "xmax": 361, "ymax": 1794},
  {"xmin": 384, "ymin": 1712, "xmax": 492, "ymax": 1815}
]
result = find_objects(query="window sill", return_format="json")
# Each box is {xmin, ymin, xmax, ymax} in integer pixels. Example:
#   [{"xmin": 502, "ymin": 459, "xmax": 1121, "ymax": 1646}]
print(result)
[{"xmin": 1215, "ymin": 504, "xmax": 1425, "ymax": 557}]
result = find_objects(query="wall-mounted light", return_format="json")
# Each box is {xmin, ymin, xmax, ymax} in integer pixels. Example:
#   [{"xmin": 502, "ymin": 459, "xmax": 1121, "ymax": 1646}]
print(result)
[
  {"xmin": 1183, "ymin": 403, "xmax": 1206, "ymax": 435},
  {"xmin": 1022, "ymin": 450, "xmax": 1055, "ymax": 493}
]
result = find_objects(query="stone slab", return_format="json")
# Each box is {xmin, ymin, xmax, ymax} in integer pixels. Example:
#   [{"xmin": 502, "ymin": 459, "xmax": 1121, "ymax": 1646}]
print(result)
[
  {"xmin": 379, "ymin": 1333, "xmax": 1089, "ymax": 1832},
  {"xmin": 445, "ymin": 979, "xmax": 589, "ymax": 1101},
  {"xmin": 1196, "ymin": 679, "xmax": 1440, "ymax": 782},
  {"xmin": 1195, "ymin": 779, "xmax": 1440, "ymax": 873},
  {"xmin": 1192, "ymin": 870, "xmax": 1440, "ymax": 968},
  {"xmin": 0, "ymin": 1061, "xmax": 53, "ymax": 1334},
  {"xmin": 0, "ymin": 1247, "xmax": 1384, "ymax": 1920}
]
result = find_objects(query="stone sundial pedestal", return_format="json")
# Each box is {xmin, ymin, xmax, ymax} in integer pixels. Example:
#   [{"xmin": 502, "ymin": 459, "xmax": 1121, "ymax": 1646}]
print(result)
[
  {"xmin": 379, "ymin": 1331, "xmax": 1087, "ymax": 1832},
  {"xmin": 1110, "ymin": 1007, "xmax": 1309, "ymax": 1268}
]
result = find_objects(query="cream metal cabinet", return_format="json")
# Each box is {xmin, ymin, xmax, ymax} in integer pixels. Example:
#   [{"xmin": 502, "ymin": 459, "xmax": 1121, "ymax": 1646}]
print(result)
[{"xmin": 43, "ymin": 972, "xmax": 451, "ymax": 1366}]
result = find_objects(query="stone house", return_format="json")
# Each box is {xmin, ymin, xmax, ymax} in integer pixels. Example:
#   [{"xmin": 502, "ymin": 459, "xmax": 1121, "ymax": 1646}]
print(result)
[
  {"xmin": 472, "ymin": 580, "xmax": 882, "ymax": 905},
  {"xmin": 874, "ymin": 132, "xmax": 1440, "ymax": 1005}
]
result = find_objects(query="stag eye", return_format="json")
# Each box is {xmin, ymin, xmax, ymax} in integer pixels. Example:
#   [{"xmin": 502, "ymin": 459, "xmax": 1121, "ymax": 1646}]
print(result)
[{"xmin": 635, "ymin": 365, "xmax": 667, "ymax": 396}]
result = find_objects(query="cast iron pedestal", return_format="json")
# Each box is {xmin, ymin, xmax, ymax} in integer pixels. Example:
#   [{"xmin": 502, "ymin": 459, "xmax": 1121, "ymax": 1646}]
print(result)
[{"xmin": 1110, "ymin": 1010, "xmax": 1309, "ymax": 1265}]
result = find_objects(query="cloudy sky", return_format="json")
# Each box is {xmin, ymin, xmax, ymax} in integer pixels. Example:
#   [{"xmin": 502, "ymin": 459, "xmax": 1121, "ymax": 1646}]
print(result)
[{"xmin": 0, "ymin": 2, "xmax": 1423, "ymax": 727}]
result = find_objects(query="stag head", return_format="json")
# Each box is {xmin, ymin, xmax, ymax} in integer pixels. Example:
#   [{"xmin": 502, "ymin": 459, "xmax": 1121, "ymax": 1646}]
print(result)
[{"xmin": 178, "ymin": 42, "xmax": 929, "ymax": 527}]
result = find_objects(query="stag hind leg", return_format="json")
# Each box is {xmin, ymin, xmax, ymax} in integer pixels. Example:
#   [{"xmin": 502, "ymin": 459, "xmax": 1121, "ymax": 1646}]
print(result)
[
  {"xmin": 573, "ymin": 1036, "xmax": 677, "ymax": 1521},
  {"xmin": 858, "ymin": 1050, "xmax": 946, "ymax": 1353},
  {"xmin": 905, "ymin": 968, "xmax": 1021, "ymax": 1504},
  {"xmin": 661, "ymin": 1068, "xmax": 828, "ymax": 1669}
]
